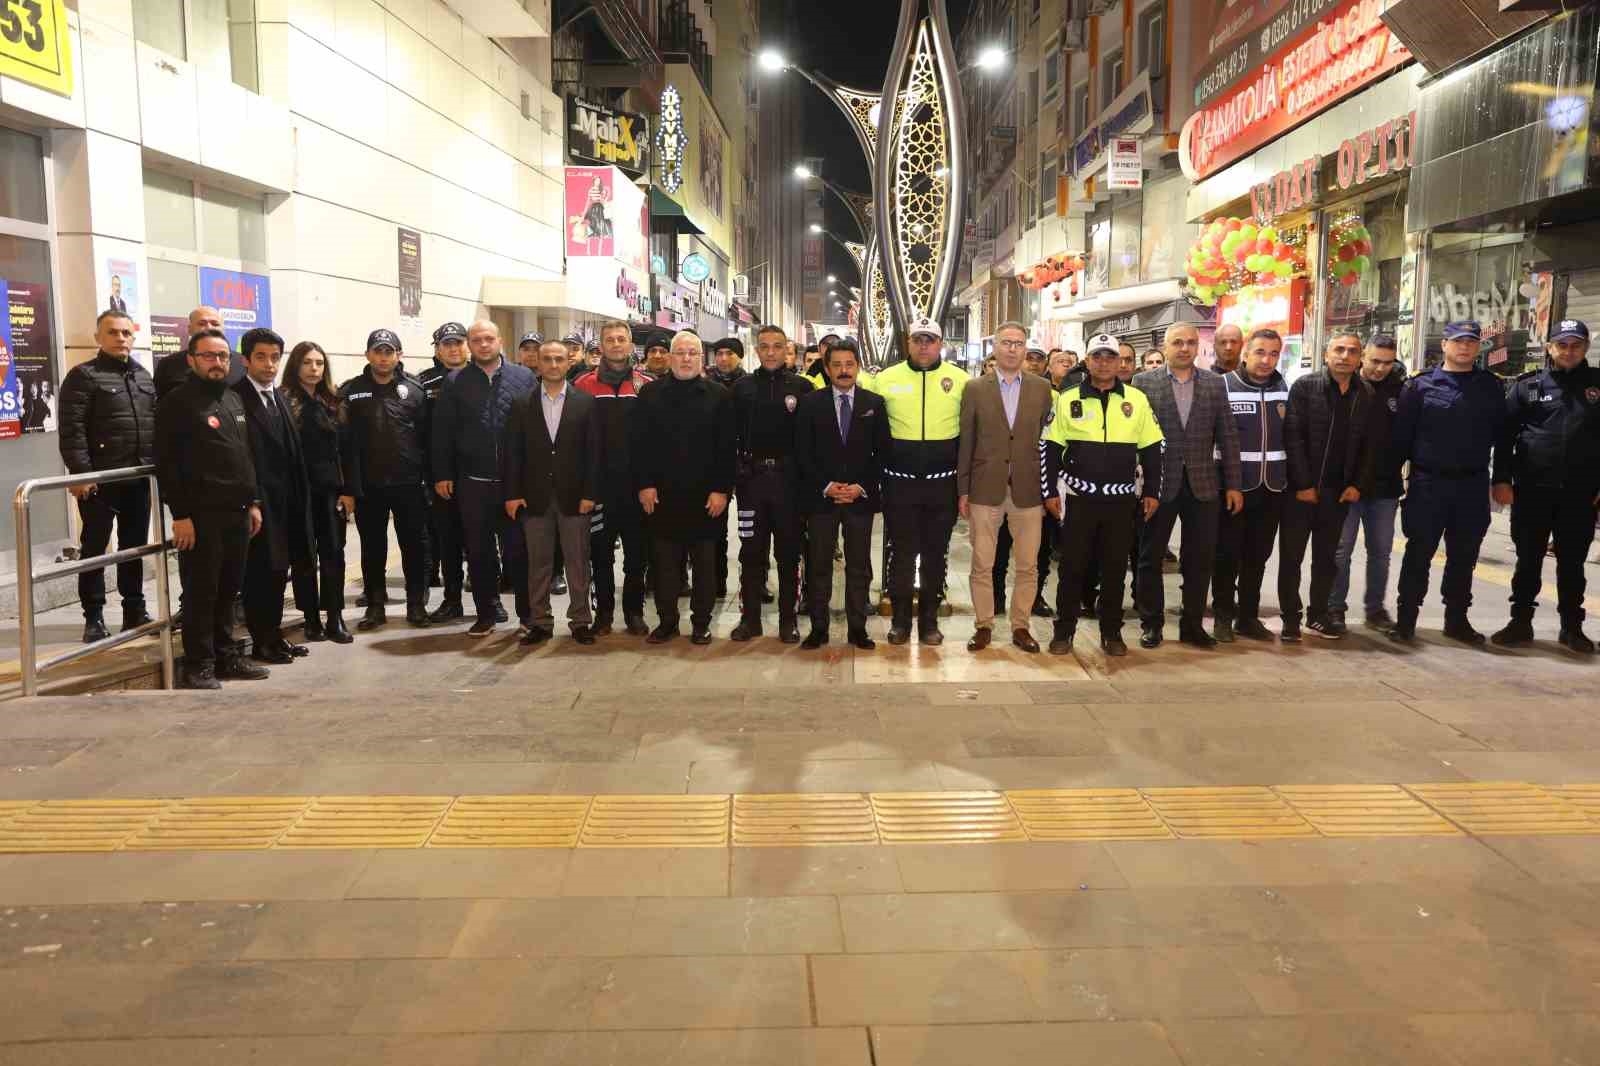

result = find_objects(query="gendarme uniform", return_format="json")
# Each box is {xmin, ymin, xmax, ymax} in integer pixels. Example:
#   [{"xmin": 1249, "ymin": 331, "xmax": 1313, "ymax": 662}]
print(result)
[
  {"xmin": 875, "ymin": 318, "xmax": 968, "ymax": 638},
  {"xmin": 1041, "ymin": 335, "xmax": 1164, "ymax": 648},
  {"xmin": 1491, "ymin": 318, "xmax": 1600, "ymax": 652}
]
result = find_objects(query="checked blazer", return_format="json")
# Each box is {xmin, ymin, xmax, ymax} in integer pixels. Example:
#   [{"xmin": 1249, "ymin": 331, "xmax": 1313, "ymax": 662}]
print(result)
[{"xmin": 1131, "ymin": 367, "xmax": 1242, "ymax": 502}]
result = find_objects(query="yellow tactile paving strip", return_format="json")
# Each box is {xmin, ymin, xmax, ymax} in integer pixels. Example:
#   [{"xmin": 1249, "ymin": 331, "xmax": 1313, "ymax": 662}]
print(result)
[{"xmin": 3, "ymin": 783, "xmax": 1600, "ymax": 852}]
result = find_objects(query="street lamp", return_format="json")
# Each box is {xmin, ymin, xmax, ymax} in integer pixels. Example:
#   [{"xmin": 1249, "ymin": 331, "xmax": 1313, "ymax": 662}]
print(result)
[
  {"xmin": 793, "ymin": 163, "xmax": 814, "ymax": 180},
  {"xmin": 975, "ymin": 45, "xmax": 1007, "ymax": 71},
  {"xmin": 758, "ymin": 48, "xmax": 787, "ymax": 73},
  {"xmin": 809, "ymin": 223, "xmax": 823, "ymax": 234},
  {"xmin": 827, "ymin": 274, "xmax": 837, "ymax": 284}
]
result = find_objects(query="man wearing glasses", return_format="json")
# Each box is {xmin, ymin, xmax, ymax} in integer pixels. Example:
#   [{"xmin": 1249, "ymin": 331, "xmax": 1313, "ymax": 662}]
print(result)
[{"xmin": 1329, "ymin": 334, "xmax": 1406, "ymax": 632}]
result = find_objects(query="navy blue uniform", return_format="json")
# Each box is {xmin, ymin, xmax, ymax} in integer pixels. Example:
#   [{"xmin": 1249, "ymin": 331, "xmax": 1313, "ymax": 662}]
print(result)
[
  {"xmin": 1390, "ymin": 367, "xmax": 1509, "ymax": 623},
  {"xmin": 1496, "ymin": 363, "xmax": 1600, "ymax": 626}
]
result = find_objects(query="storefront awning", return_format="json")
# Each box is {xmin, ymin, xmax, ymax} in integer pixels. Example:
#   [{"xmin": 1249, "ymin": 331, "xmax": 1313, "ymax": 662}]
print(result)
[{"xmin": 649, "ymin": 189, "xmax": 706, "ymax": 235}]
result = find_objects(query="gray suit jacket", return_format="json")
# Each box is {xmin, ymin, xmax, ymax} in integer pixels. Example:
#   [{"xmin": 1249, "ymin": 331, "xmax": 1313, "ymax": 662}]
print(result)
[
  {"xmin": 957, "ymin": 371, "xmax": 1055, "ymax": 507},
  {"xmin": 1131, "ymin": 367, "xmax": 1242, "ymax": 502}
]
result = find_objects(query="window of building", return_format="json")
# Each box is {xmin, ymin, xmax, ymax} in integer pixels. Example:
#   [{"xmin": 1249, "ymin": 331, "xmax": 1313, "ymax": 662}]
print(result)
[
  {"xmin": 1040, "ymin": 155, "xmax": 1057, "ymax": 219},
  {"xmin": 131, "ymin": 0, "xmax": 256, "ymax": 92},
  {"xmin": 142, "ymin": 169, "xmax": 268, "ymax": 321},
  {"xmin": 1137, "ymin": 4, "xmax": 1165, "ymax": 75},
  {"xmin": 1071, "ymin": 82, "xmax": 1090, "ymax": 136},
  {"xmin": 1101, "ymin": 49, "xmax": 1123, "ymax": 104},
  {"xmin": 1042, "ymin": 39, "xmax": 1060, "ymax": 101},
  {"xmin": 0, "ymin": 127, "xmax": 47, "ymax": 225}
]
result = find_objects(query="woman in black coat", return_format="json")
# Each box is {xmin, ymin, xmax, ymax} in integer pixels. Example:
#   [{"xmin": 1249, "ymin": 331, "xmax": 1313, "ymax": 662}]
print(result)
[{"xmin": 282, "ymin": 341, "xmax": 353, "ymax": 643}]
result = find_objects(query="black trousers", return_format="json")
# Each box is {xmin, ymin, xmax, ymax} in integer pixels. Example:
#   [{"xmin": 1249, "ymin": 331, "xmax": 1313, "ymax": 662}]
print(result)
[
  {"xmin": 807, "ymin": 507, "xmax": 874, "ymax": 634},
  {"xmin": 457, "ymin": 478, "xmax": 528, "ymax": 624},
  {"xmin": 427, "ymin": 490, "xmax": 464, "ymax": 603},
  {"xmin": 1509, "ymin": 485, "xmax": 1598, "ymax": 624},
  {"xmin": 292, "ymin": 493, "xmax": 347, "ymax": 617},
  {"xmin": 1278, "ymin": 492, "xmax": 1349, "ymax": 624},
  {"xmin": 181, "ymin": 508, "xmax": 250, "ymax": 668},
  {"xmin": 1213, "ymin": 487, "xmax": 1285, "ymax": 622},
  {"xmin": 77, "ymin": 481, "xmax": 152, "ymax": 613},
  {"xmin": 884, "ymin": 487, "xmax": 956, "ymax": 625},
  {"xmin": 354, "ymin": 483, "xmax": 429, "ymax": 610},
  {"xmin": 592, "ymin": 495, "xmax": 648, "ymax": 621},
  {"xmin": 654, "ymin": 536, "xmax": 715, "ymax": 631},
  {"xmin": 994, "ymin": 511, "xmax": 1055, "ymax": 606},
  {"xmin": 1137, "ymin": 475, "xmax": 1220, "ymax": 630},
  {"xmin": 1397, "ymin": 475, "xmax": 1492, "ymax": 619},
  {"xmin": 1081, "ymin": 512, "xmax": 1138, "ymax": 611},
  {"xmin": 737, "ymin": 466, "xmax": 802, "ymax": 622},
  {"xmin": 1055, "ymin": 498, "xmax": 1136, "ymax": 638}
]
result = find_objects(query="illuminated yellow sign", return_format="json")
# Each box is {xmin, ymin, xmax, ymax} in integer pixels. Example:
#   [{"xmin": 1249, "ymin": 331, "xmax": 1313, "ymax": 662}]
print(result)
[{"xmin": 0, "ymin": 0, "xmax": 73, "ymax": 98}]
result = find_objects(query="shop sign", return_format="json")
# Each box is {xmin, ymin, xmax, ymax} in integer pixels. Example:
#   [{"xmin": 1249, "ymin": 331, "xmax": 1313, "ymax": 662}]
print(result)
[
  {"xmin": 1107, "ymin": 138, "xmax": 1143, "ymax": 190},
  {"xmin": 1216, "ymin": 278, "xmax": 1308, "ymax": 337},
  {"xmin": 1427, "ymin": 280, "xmax": 1517, "ymax": 329},
  {"xmin": 1180, "ymin": 0, "xmax": 1411, "ymax": 182},
  {"xmin": 198, "ymin": 267, "xmax": 272, "ymax": 352},
  {"xmin": 1250, "ymin": 157, "xmax": 1322, "ymax": 222},
  {"xmin": 0, "ymin": 0, "xmax": 72, "ymax": 98},
  {"xmin": 566, "ymin": 96, "xmax": 649, "ymax": 176},
  {"xmin": 680, "ymin": 252, "xmax": 711, "ymax": 284},
  {"xmin": 1251, "ymin": 111, "xmax": 1419, "ymax": 222},
  {"xmin": 656, "ymin": 85, "xmax": 686, "ymax": 194},
  {"xmin": 616, "ymin": 271, "xmax": 641, "ymax": 312},
  {"xmin": 1072, "ymin": 72, "xmax": 1155, "ymax": 176},
  {"xmin": 699, "ymin": 277, "xmax": 728, "ymax": 319},
  {"xmin": 656, "ymin": 278, "xmax": 695, "ymax": 322}
]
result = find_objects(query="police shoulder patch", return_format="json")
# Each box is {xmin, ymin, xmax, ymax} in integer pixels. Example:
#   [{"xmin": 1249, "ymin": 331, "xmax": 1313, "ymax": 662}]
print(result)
[
  {"xmin": 397, "ymin": 384, "xmax": 408, "ymax": 398},
  {"xmin": 1586, "ymin": 386, "xmax": 1600, "ymax": 405},
  {"xmin": 1044, "ymin": 407, "xmax": 1055, "ymax": 425},
  {"xmin": 1387, "ymin": 397, "xmax": 1398, "ymax": 412},
  {"xmin": 206, "ymin": 415, "xmax": 220, "ymax": 429}
]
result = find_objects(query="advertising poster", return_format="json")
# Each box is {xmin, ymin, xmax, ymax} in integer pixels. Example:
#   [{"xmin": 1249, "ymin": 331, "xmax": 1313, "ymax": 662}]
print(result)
[
  {"xmin": 198, "ymin": 268, "xmax": 272, "ymax": 351},
  {"xmin": 398, "ymin": 227, "xmax": 422, "ymax": 325},
  {"xmin": 1108, "ymin": 138, "xmax": 1143, "ymax": 189},
  {"xmin": 150, "ymin": 315, "xmax": 189, "ymax": 364},
  {"xmin": 101, "ymin": 257, "xmax": 140, "ymax": 324},
  {"xmin": 0, "ymin": 280, "xmax": 17, "ymax": 440},
  {"xmin": 565, "ymin": 96, "xmax": 649, "ymax": 177},
  {"xmin": 699, "ymin": 122, "xmax": 724, "ymax": 220},
  {"xmin": 9, "ymin": 280, "xmax": 57, "ymax": 434},
  {"xmin": 566, "ymin": 166, "xmax": 615, "ymax": 258}
]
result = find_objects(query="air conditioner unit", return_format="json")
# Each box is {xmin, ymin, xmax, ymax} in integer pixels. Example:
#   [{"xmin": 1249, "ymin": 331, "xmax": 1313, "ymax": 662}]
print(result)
[
  {"xmin": 732, "ymin": 274, "xmax": 750, "ymax": 299},
  {"xmin": 1062, "ymin": 17, "xmax": 1086, "ymax": 51}
]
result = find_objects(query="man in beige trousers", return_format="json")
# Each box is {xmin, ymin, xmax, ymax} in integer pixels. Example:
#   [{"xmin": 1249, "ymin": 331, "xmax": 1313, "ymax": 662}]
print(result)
[{"xmin": 958, "ymin": 321, "xmax": 1056, "ymax": 653}]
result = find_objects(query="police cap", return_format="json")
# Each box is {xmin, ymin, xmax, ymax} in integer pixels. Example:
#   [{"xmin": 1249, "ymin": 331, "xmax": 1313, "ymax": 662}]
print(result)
[
  {"xmin": 1551, "ymin": 319, "xmax": 1590, "ymax": 342},
  {"xmin": 432, "ymin": 321, "xmax": 467, "ymax": 344},
  {"xmin": 1442, "ymin": 321, "xmax": 1482, "ymax": 341},
  {"xmin": 366, "ymin": 328, "xmax": 401, "ymax": 351}
]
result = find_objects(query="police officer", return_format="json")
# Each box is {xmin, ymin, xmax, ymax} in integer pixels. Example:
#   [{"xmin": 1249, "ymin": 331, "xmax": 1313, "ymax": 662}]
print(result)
[
  {"xmin": 1390, "ymin": 320, "xmax": 1510, "ymax": 644},
  {"xmin": 1042, "ymin": 333, "xmax": 1164, "ymax": 656},
  {"xmin": 338, "ymin": 328, "xmax": 432, "ymax": 630},
  {"xmin": 513, "ymin": 330, "xmax": 542, "ymax": 371},
  {"xmin": 1490, "ymin": 319, "xmax": 1600, "ymax": 653},
  {"xmin": 418, "ymin": 322, "xmax": 470, "ymax": 623},
  {"xmin": 154, "ymin": 329, "xmax": 268, "ymax": 688},
  {"xmin": 57, "ymin": 310, "xmax": 158, "ymax": 643},
  {"xmin": 876, "ymin": 316, "xmax": 968, "ymax": 644},
  {"xmin": 730, "ymin": 324, "xmax": 813, "ymax": 642}
]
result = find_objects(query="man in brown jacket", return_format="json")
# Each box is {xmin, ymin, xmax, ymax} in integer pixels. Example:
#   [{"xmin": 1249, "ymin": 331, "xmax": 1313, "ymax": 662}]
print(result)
[{"xmin": 958, "ymin": 321, "xmax": 1056, "ymax": 652}]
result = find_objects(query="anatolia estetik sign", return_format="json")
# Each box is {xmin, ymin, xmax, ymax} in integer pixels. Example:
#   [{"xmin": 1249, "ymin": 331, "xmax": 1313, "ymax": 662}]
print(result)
[{"xmin": 1180, "ymin": 0, "xmax": 1412, "ymax": 182}]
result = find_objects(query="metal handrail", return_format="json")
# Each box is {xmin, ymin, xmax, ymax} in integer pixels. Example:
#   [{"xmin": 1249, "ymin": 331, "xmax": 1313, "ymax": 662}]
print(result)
[{"xmin": 14, "ymin": 465, "xmax": 175, "ymax": 697}]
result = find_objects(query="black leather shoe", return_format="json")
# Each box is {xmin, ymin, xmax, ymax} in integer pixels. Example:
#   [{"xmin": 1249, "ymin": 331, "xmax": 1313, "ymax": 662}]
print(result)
[
  {"xmin": 179, "ymin": 664, "xmax": 222, "ymax": 690},
  {"xmin": 251, "ymin": 644, "xmax": 294, "ymax": 665},
  {"xmin": 466, "ymin": 619, "xmax": 496, "ymax": 638},
  {"xmin": 624, "ymin": 614, "xmax": 650, "ymax": 636},
  {"xmin": 966, "ymin": 627, "xmax": 993, "ymax": 652},
  {"xmin": 494, "ymin": 603, "xmax": 509, "ymax": 624},
  {"xmin": 1048, "ymin": 633, "xmax": 1075, "ymax": 655},
  {"xmin": 1031, "ymin": 598, "xmax": 1054, "ymax": 618},
  {"xmin": 404, "ymin": 605, "xmax": 430, "ymax": 627},
  {"xmin": 1139, "ymin": 623, "xmax": 1163, "ymax": 649},
  {"xmin": 647, "ymin": 624, "xmax": 679, "ymax": 644},
  {"xmin": 1179, "ymin": 627, "xmax": 1219, "ymax": 649},
  {"xmin": 82, "ymin": 612, "xmax": 110, "ymax": 644},
  {"xmin": 1388, "ymin": 622, "xmax": 1417, "ymax": 644},
  {"xmin": 1280, "ymin": 620, "xmax": 1302, "ymax": 643},
  {"xmin": 1442, "ymin": 619, "xmax": 1486, "ymax": 646},
  {"xmin": 551, "ymin": 576, "xmax": 568, "ymax": 597},
  {"xmin": 919, "ymin": 623, "xmax": 944, "ymax": 646},
  {"xmin": 778, "ymin": 619, "xmax": 801, "ymax": 644},
  {"xmin": 518, "ymin": 626, "xmax": 552, "ymax": 647},
  {"xmin": 886, "ymin": 625, "xmax": 911, "ymax": 646},
  {"xmin": 1559, "ymin": 626, "xmax": 1596, "ymax": 654},
  {"xmin": 1490, "ymin": 619, "xmax": 1534, "ymax": 647},
  {"xmin": 121, "ymin": 608, "xmax": 153, "ymax": 633},
  {"xmin": 690, "ymin": 626, "xmax": 712, "ymax": 645},
  {"xmin": 217, "ymin": 655, "xmax": 270, "ymax": 680},
  {"xmin": 357, "ymin": 608, "xmax": 387, "ymax": 631},
  {"xmin": 572, "ymin": 625, "xmax": 596, "ymax": 645},
  {"xmin": 730, "ymin": 620, "xmax": 762, "ymax": 642},
  {"xmin": 427, "ymin": 600, "xmax": 464, "ymax": 624},
  {"xmin": 324, "ymin": 614, "xmax": 354, "ymax": 644},
  {"xmin": 1235, "ymin": 617, "xmax": 1273, "ymax": 641},
  {"xmin": 802, "ymin": 630, "xmax": 829, "ymax": 649},
  {"xmin": 1213, "ymin": 618, "xmax": 1235, "ymax": 643},
  {"xmin": 277, "ymin": 639, "xmax": 310, "ymax": 658},
  {"xmin": 591, "ymin": 617, "xmax": 613, "ymax": 637},
  {"xmin": 303, "ymin": 618, "xmax": 327, "ymax": 642},
  {"xmin": 1102, "ymin": 636, "xmax": 1129, "ymax": 656},
  {"xmin": 848, "ymin": 631, "xmax": 875, "ymax": 650}
]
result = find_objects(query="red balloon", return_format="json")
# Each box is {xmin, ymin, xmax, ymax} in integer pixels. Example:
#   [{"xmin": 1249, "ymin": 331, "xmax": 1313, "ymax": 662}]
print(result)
[
  {"xmin": 1274, "ymin": 242, "xmax": 1290, "ymax": 259},
  {"xmin": 1256, "ymin": 272, "xmax": 1276, "ymax": 285},
  {"xmin": 1227, "ymin": 218, "xmax": 1242, "ymax": 231},
  {"xmin": 1340, "ymin": 272, "xmax": 1359, "ymax": 287},
  {"xmin": 1338, "ymin": 243, "xmax": 1356, "ymax": 262},
  {"xmin": 1234, "ymin": 247, "xmax": 1250, "ymax": 264}
]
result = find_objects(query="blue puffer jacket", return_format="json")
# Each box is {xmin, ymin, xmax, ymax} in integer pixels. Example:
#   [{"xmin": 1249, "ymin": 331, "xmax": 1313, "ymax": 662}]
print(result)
[{"xmin": 429, "ymin": 356, "xmax": 536, "ymax": 483}]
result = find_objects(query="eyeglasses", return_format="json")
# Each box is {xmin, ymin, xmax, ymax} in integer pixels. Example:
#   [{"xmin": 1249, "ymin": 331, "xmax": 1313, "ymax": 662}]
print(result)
[
  {"xmin": 191, "ymin": 351, "xmax": 231, "ymax": 362},
  {"xmin": 995, "ymin": 339, "xmax": 1026, "ymax": 349}
]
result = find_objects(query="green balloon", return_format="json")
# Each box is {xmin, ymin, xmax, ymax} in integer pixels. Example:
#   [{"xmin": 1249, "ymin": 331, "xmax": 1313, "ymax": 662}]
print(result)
[
  {"xmin": 1353, "ymin": 255, "xmax": 1371, "ymax": 274},
  {"xmin": 1275, "ymin": 262, "xmax": 1293, "ymax": 277}
]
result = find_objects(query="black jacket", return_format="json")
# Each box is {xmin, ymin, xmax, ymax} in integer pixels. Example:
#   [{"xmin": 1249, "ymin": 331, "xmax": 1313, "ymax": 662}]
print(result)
[
  {"xmin": 284, "ymin": 388, "xmax": 346, "ymax": 495},
  {"xmin": 338, "ymin": 367, "xmax": 427, "ymax": 495},
  {"xmin": 154, "ymin": 376, "xmax": 257, "ymax": 519},
  {"xmin": 1366, "ymin": 363, "xmax": 1408, "ymax": 499},
  {"xmin": 1497, "ymin": 363, "xmax": 1600, "ymax": 492},
  {"xmin": 630, "ymin": 374, "xmax": 737, "ymax": 541},
  {"xmin": 430, "ymin": 357, "xmax": 536, "ymax": 484},
  {"xmin": 416, "ymin": 358, "xmax": 457, "ymax": 483},
  {"xmin": 502, "ymin": 385, "xmax": 602, "ymax": 517},
  {"xmin": 1284, "ymin": 369, "xmax": 1377, "ymax": 496},
  {"xmin": 794, "ymin": 385, "xmax": 890, "ymax": 514},
  {"xmin": 573, "ymin": 365, "xmax": 652, "ymax": 504},
  {"xmin": 233, "ymin": 379, "xmax": 312, "ymax": 571},
  {"xmin": 57, "ymin": 352, "xmax": 157, "ymax": 473},
  {"xmin": 732, "ymin": 366, "xmax": 814, "ymax": 468}
]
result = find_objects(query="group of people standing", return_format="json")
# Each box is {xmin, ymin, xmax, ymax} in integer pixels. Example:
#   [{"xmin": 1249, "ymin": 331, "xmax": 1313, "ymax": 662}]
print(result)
[{"xmin": 55, "ymin": 298, "xmax": 1599, "ymax": 688}]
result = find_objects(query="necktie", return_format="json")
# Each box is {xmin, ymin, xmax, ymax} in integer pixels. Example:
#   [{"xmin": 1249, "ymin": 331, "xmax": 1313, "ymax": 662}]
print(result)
[{"xmin": 838, "ymin": 393, "xmax": 852, "ymax": 444}]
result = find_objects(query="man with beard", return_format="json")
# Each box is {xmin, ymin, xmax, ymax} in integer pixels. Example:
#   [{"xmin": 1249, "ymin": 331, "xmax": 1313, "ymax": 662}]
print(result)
[{"xmin": 631, "ymin": 331, "xmax": 736, "ymax": 643}]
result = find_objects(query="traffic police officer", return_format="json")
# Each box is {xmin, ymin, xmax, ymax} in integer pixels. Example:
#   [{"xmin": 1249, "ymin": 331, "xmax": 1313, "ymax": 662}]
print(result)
[
  {"xmin": 1041, "ymin": 333, "xmax": 1164, "ymax": 657},
  {"xmin": 418, "ymin": 322, "xmax": 470, "ymax": 622},
  {"xmin": 876, "ymin": 316, "xmax": 968, "ymax": 644},
  {"xmin": 1389, "ymin": 320, "xmax": 1510, "ymax": 644},
  {"xmin": 730, "ymin": 325, "xmax": 813, "ymax": 642},
  {"xmin": 1490, "ymin": 318, "xmax": 1600, "ymax": 653}
]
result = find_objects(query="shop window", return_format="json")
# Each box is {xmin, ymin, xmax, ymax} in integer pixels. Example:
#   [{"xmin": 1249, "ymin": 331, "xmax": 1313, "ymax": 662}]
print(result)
[
  {"xmin": 0, "ymin": 128, "xmax": 47, "ymax": 225},
  {"xmin": 132, "ymin": 0, "xmax": 256, "ymax": 92},
  {"xmin": 148, "ymin": 259, "xmax": 199, "ymax": 319},
  {"xmin": 200, "ymin": 184, "xmax": 266, "ymax": 262},
  {"xmin": 1318, "ymin": 189, "xmax": 1407, "ymax": 367},
  {"xmin": 1423, "ymin": 231, "xmax": 1531, "ymax": 377},
  {"xmin": 1137, "ymin": 4, "xmax": 1165, "ymax": 75},
  {"xmin": 143, "ymin": 170, "xmax": 198, "ymax": 252},
  {"xmin": 1071, "ymin": 83, "xmax": 1090, "ymax": 137},
  {"xmin": 1100, "ymin": 49, "xmax": 1123, "ymax": 104},
  {"xmin": 1042, "ymin": 39, "xmax": 1060, "ymax": 102}
]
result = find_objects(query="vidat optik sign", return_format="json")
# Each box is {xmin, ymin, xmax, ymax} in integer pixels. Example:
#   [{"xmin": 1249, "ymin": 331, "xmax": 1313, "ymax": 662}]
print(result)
[{"xmin": 566, "ymin": 97, "xmax": 650, "ymax": 177}]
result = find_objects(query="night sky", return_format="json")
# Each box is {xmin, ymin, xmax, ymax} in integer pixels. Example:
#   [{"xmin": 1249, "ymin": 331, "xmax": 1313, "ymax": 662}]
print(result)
[{"xmin": 784, "ymin": 0, "xmax": 976, "ymax": 291}]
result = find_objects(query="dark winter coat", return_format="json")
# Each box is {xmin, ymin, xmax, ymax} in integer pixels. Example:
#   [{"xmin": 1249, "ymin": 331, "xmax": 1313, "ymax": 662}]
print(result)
[
  {"xmin": 630, "ymin": 373, "xmax": 737, "ymax": 541},
  {"xmin": 1284, "ymin": 368, "xmax": 1378, "ymax": 496},
  {"xmin": 57, "ymin": 352, "xmax": 157, "ymax": 473}
]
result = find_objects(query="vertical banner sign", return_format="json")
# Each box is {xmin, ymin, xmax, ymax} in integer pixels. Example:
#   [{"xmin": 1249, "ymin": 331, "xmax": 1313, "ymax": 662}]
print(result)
[
  {"xmin": 0, "ymin": 279, "xmax": 16, "ymax": 439},
  {"xmin": 1108, "ymin": 138, "xmax": 1143, "ymax": 189},
  {"xmin": 0, "ymin": 0, "xmax": 73, "ymax": 97},
  {"xmin": 565, "ymin": 166, "xmax": 615, "ymax": 258},
  {"xmin": 150, "ymin": 315, "xmax": 188, "ymax": 364},
  {"xmin": 8, "ymin": 280, "xmax": 56, "ymax": 434},
  {"xmin": 101, "ymin": 257, "xmax": 140, "ymax": 327},
  {"xmin": 397, "ymin": 227, "xmax": 422, "ymax": 325},
  {"xmin": 198, "ymin": 267, "xmax": 272, "ymax": 351}
]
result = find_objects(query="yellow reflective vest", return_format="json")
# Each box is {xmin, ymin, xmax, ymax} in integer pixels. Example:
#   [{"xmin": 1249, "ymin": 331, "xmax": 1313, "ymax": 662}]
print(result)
[
  {"xmin": 1041, "ymin": 380, "xmax": 1164, "ymax": 499},
  {"xmin": 873, "ymin": 358, "xmax": 969, "ymax": 482}
]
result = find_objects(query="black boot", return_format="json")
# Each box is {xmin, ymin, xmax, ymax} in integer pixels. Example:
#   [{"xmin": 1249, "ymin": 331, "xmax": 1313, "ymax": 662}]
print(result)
[
  {"xmin": 1490, "ymin": 610, "xmax": 1535, "ymax": 648},
  {"xmin": 778, "ymin": 613, "xmax": 800, "ymax": 644},
  {"xmin": 324, "ymin": 613, "xmax": 354, "ymax": 644},
  {"xmin": 1442, "ymin": 614, "xmax": 1486, "ymax": 646},
  {"xmin": 730, "ymin": 616, "xmax": 762, "ymax": 641},
  {"xmin": 303, "ymin": 610, "xmax": 327, "ymax": 642},
  {"xmin": 1559, "ymin": 622, "xmax": 1596, "ymax": 654},
  {"xmin": 180, "ymin": 662, "xmax": 221, "ymax": 690},
  {"xmin": 82, "ymin": 608, "xmax": 109, "ymax": 644},
  {"xmin": 1389, "ymin": 607, "xmax": 1419, "ymax": 644},
  {"xmin": 120, "ymin": 605, "xmax": 153, "ymax": 633},
  {"xmin": 357, "ymin": 606, "xmax": 387, "ymax": 631}
]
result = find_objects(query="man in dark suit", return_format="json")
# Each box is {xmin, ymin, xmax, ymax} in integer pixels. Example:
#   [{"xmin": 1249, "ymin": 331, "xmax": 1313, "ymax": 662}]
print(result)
[
  {"xmin": 794, "ymin": 337, "xmax": 889, "ymax": 649},
  {"xmin": 107, "ymin": 275, "xmax": 128, "ymax": 314},
  {"xmin": 1131, "ymin": 322, "xmax": 1244, "ymax": 649},
  {"xmin": 232, "ymin": 327, "xmax": 313, "ymax": 664},
  {"xmin": 504, "ymin": 339, "xmax": 602, "ymax": 646}
]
